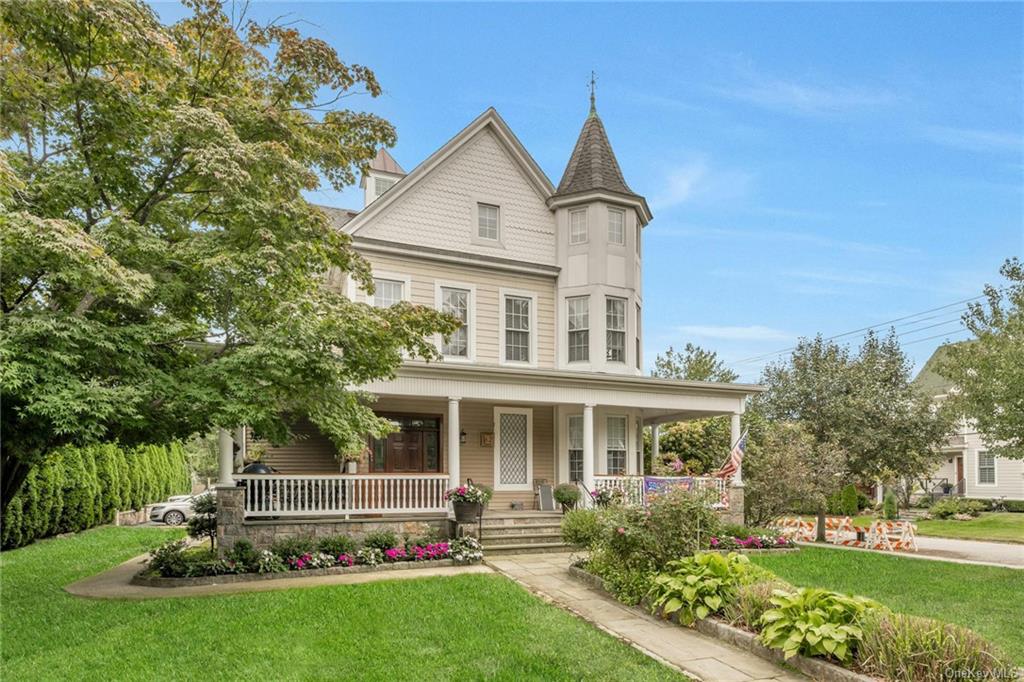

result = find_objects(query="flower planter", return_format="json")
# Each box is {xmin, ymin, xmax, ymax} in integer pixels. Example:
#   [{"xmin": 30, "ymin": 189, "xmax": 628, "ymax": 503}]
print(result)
[
  {"xmin": 345, "ymin": 461, "xmax": 357, "ymax": 474},
  {"xmin": 452, "ymin": 500, "xmax": 482, "ymax": 524}
]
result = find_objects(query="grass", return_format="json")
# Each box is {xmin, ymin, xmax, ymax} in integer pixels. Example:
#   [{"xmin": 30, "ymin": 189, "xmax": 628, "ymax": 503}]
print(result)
[
  {"xmin": 1, "ymin": 527, "xmax": 683, "ymax": 681},
  {"xmin": 915, "ymin": 512, "xmax": 1024, "ymax": 543},
  {"xmin": 751, "ymin": 545, "xmax": 1024, "ymax": 664}
]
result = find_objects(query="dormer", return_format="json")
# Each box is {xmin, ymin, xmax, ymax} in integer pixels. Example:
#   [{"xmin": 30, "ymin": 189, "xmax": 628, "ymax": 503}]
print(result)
[
  {"xmin": 360, "ymin": 148, "xmax": 407, "ymax": 207},
  {"xmin": 549, "ymin": 96, "xmax": 652, "ymax": 376}
]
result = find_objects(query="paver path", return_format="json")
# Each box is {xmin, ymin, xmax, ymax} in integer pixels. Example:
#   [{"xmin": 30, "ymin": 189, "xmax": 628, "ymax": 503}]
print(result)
[
  {"xmin": 487, "ymin": 552, "xmax": 805, "ymax": 682},
  {"xmin": 66, "ymin": 553, "xmax": 493, "ymax": 600}
]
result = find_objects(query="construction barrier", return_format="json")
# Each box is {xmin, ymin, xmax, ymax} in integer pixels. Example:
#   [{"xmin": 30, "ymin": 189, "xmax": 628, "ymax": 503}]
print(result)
[
  {"xmin": 867, "ymin": 520, "xmax": 918, "ymax": 552},
  {"xmin": 771, "ymin": 516, "xmax": 918, "ymax": 553},
  {"xmin": 771, "ymin": 517, "xmax": 816, "ymax": 542}
]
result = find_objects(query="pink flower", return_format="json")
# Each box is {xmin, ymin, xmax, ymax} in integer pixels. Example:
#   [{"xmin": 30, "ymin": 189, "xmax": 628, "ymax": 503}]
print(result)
[
  {"xmin": 616, "ymin": 527, "xmax": 626, "ymax": 535},
  {"xmin": 710, "ymin": 537, "xmax": 719, "ymax": 547}
]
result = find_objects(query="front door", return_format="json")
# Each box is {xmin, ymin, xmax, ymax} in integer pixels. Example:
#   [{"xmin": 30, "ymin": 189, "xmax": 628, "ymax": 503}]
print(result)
[
  {"xmin": 956, "ymin": 456, "xmax": 964, "ymax": 491},
  {"xmin": 387, "ymin": 431, "xmax": 423, "ymax": 472},
  {"xmin": 369, "ymin": 415, "xmax": 442, "ymax": 474}
]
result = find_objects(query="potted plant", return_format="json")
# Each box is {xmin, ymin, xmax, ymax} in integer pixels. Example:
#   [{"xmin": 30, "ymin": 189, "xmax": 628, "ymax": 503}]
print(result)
[
  {"xmin": 341, "ymin": 453, "xmax": 360, "ymax": 474},
  {"xmin": 445, "ymin": 482, "xmax": 490, "ymax": 524},
  {"xmin": 553, "ymin": 483, "xmax": 581, "ymax": 512}
]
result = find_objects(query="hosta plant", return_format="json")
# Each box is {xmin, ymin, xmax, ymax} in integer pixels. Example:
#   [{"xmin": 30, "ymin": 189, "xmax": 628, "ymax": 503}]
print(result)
[
  {"xmin": 759, "ymin": 587, "xmax": 880, "ymax": 663},
  {"xmin": 647, "ymin": 552, "xmax": 753, "ymax": 625}
]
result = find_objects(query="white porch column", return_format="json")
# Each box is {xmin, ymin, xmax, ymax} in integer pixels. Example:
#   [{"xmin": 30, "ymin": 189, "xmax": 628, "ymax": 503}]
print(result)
[
  {"xmin": 876, "ymin": 482, "xmax": 884, "ymax": 505},
  {"xmin": 448, "ymin": 397, "xmax": 461, "ymax": 489},
  {"xmin": 651, "ymin": 424, "xmax": 660, "ymax": 461},
  {"xmin": 217, "ymin": 427, "xmax": 234, "ymax": 486},
  {"xmin": 582, "ymin": 404, "xmax": 596, "ymax": 494},
  {"xmin": 233, "ymin": 426, "xmax": 246, "ymax": 471},
  {"xmin": 730, "ymin": 413, "xmax": 743, "ymax": 486}
]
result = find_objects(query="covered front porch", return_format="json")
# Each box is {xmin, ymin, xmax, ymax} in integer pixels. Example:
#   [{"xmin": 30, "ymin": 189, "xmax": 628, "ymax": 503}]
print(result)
[{"xmin": 215, "ymin": 363, "xmax": 759, "ymax": 519}]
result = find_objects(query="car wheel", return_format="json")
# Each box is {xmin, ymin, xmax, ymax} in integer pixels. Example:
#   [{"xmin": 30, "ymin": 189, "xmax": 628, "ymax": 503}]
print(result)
[{"xmin": 163, "ymin": 510, "xmax": 186, "ymax": 526}]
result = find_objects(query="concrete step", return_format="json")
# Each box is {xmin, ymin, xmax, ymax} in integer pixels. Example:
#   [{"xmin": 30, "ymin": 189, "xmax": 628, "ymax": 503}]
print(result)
[
  {"xmin": 480, "ymin": 514, "xmax": 563, "ymax": 528},
  {"xmin": 482, "ymin": 541, "xmax": 571, "ymax": 556},
  {"xmin": 481, "ymin": 532, "xmax": 564, "ymax": 546},
  {"xmin": 479, "ymin": 523, "xmax": 563, "ymax": 536}
]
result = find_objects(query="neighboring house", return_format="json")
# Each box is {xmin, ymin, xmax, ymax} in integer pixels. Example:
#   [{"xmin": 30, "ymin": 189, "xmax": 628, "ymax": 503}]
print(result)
[
  {"xmin": 215, "ymin": 100, "xmax": 760, "ymax": 545},
  {"xmin": 913, "ymin": 344, "xmax": 1024, "ymax": 502}
]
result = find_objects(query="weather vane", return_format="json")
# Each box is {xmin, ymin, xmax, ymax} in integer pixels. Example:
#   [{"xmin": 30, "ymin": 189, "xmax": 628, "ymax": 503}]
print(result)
[{"xmin": 589, "ymin": 70, "xmax": 597, "ymax": 114}]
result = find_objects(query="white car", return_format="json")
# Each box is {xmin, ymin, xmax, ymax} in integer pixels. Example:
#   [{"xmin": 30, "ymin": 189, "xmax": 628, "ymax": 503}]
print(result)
[{"xmin": 149, "ymin": 492, "xmax": 212, "ymax": 526}]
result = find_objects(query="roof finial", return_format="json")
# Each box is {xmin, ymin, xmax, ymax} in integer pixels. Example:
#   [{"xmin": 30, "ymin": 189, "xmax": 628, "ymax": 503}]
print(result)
[{"xmin": 589, "ymin": 70, "xmax": 597, "ymax": 115}]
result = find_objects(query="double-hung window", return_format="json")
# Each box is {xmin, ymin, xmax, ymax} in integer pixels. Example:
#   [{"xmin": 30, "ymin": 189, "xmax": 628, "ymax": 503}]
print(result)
[
  {"xmin": 568, "ymin": 415, "xmax": 584, "ymax": 482},
  {"xmin": 606, "ymin": 416, "xmax": 627, "ymax": 475},
  {"xmin": 372, "ymin": 278, "xmax": 404, "ymax": 308},
  {"xmin": 635, "ymin": 303, "xmax": 642, "ymax": 369},
  {"xmin": 441, "ymin": 287, "xmax": 470, "ymax": 358},
  {"xmin": 374, "ymin": 177, "xmax": 395, "ymax": 199},
  {"xmin": 978, "ymin": 452, "xmax": 996, "ymax": 485},
  {"xmin": 606, "ymin": 297, "xmax": 626, "ymax": 363},
  {"xmin": 567, "ymin": 296, "xmax": 589, "ymax": 363},
  {"xmin": 608, "ymin": 208, "xmax": 625, "ymax": 245},
  {"xmin": 477, "ymin": 203, "xmax": 499, "ymax": 241},
  {"xmin": 570, "ymin": 209, "xmax": 588, "ymax": 244},
  {"xmin": 504, "ymin": 295, "xmax": 531, "ymax": 363}
]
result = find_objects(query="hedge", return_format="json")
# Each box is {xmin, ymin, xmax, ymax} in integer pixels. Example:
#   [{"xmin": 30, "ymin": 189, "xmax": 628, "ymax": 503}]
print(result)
[{"xmin": 1, "ymin": 442, "xmax": 191, "ymax": 550}]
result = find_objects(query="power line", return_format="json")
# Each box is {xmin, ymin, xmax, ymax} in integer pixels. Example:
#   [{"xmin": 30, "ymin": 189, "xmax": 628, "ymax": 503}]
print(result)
[
  {"xmin": 901, "ymin": 329, "xmax": 972, "ymax": 346},
  {"xmin": 730, "ymin": 294, "xmax": 983, "ymax": 366}
]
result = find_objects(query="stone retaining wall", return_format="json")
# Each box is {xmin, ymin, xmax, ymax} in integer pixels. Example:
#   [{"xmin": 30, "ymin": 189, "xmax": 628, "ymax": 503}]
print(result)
[{"xmin": 215, "ymin": 486, "xmax": 448, "ymax": 554}]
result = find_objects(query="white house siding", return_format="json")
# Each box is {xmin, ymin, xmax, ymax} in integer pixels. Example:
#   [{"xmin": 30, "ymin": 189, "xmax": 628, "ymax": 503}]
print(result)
[
  {"xmin": 356, "ymin": 251, "xmax": 558, "ymax": 369},
  {"xmin": 352, "ymin": 128, "xmax": 557, "ymax": 267},
  {"xmin": 961, "ymin": 430, "xmax": 1024, "ymax": 500}
]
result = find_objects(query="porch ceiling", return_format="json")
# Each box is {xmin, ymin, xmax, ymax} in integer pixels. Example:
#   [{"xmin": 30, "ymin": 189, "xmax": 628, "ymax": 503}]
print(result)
[{"xmin": 361, "ymin": 362, "xmax": 760, "ymax": 418}]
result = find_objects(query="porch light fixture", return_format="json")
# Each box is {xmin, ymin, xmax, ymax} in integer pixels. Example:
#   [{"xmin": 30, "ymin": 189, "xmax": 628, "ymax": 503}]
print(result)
[{"xmin": 460, "ymin": 429, "xmax": 467, "ymax": 445}]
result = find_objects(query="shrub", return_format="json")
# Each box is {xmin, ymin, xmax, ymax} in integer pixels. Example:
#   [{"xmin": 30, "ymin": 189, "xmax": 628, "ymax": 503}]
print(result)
[
  {"xmin": 553, "ymin": 483, "xmax": 581, "ymax": 510},
  {"xmin": 840, "ymin": 485, "xmax": 859, "ymax": 517},
  {"xmin": 147, "ymin": 539, "xmax": 189, "ymax": 577},
  {"xmin": 929, "ymin": 498, "xmax": 990, "ymax": 519},
  {"xmin": 647, "ymin": 552, "xmax": 755, "ymax": 625},
  {"xmin": 187, "ymin": 493, "xmax": 218, "ymax": 549},
  {"xmin": 269, "ymin": 536, "xmax": 316, "ymax": 560},
  {"xmin": 586, "ymin": 546, "xmax": 652, "ymax": 606},
  {"xmin": 317, "ymin": 535, "xmax": 357, "ymax": 557},
  {"xmin": 561, "ymin": 508, "xmax": 601, "ymax": 548},
  {"xmin": 999, "ymin": 499, "xmax": 1024, "ymax": 513},
  {"xmin": 642, "ymin": 487, "xmax": 721, "ymax": 568},
  {"xmin": 722, "ymin": 578, "xmax": 794, "ymax": 629},
  {"xmin": 857, "ymin": 610, "xmax": 1014, "ymax": 682},
  {"xmin": 362, "ymin": 529, "xmax": 399, "ymax": 552},
  {"xmin": 760, "ymin": 588, "xmax": 880, "ymax": 663},
  {"xmin": 883, "ymin": 491, "xmax": 898, "ymax": 521},
  {"xmin": 182, "ymin": 548, "xmax": 235, "ymax": 577},
  {"xmin": 226, "ymin": 539, "xmax": 260, "ymax": 572}
]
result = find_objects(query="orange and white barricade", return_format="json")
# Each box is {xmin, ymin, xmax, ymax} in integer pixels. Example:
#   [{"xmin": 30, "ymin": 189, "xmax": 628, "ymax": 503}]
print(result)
[
  {"xmin": 830, "ymin": 517, "xmax": 872, "ymax": 548},
  {"xmin": 867, "ymin": 520, "xmax": 918, "ymax": 552},
  {"xmin": 772, "ymin": 517, "xmax": 815, "ymax": 542}
]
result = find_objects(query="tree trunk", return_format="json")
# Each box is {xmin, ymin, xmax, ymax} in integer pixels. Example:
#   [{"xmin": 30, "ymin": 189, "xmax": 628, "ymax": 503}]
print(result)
[
  {"xmin": 1, "ymin": 455, "xmax": 32, "ymax": 514},
  {"xmin": 816, "ymin": 507, "xmax": 827, "ymax": 542}
]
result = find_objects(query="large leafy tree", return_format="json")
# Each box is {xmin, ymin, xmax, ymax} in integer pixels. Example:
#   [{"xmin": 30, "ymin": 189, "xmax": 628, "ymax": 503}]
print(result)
[
  {"xmin": 940, "ymin": 258, "xmax": 1024, "ymax": 460},
  {"xmin": 0, "ymin": 0, "xmax": 456, "ymax": 509},
  {"xmin": 652, "ymin": 343, "xmax": 739, "ymax": 383}
]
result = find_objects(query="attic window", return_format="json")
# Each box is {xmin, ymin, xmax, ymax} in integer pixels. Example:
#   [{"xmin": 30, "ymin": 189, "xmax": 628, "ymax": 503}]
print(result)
[
  {"xmin": 477, "ymin": 203, "xmax": 500, "ymax": 241},
  {"xmin": 374, "ymin": 177, "xmax": 396, "ymax": 198}
]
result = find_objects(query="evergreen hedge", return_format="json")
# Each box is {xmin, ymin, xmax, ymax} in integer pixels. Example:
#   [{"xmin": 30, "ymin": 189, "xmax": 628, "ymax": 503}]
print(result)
[{"xmin": 1, "ymin": 442, "xmax": 191, "ymax": 549}]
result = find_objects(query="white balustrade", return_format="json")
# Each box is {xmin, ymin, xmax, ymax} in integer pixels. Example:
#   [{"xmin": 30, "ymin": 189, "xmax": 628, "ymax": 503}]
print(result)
[
  {"xmin": 587, "ymin": 475, "xmax": 728, "ymax": 509},
  {"xmin": 236, "ymin": 474, "xmax": 449, "ymax": 518}
]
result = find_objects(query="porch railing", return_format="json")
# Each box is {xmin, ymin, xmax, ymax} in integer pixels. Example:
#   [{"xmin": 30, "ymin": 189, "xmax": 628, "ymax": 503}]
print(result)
[
  {"xmin": 236, "ymin": 474, "xmax": 449, "ymax": 518},
  {"xmin": 586, "ymin": 475, "xmax": 728, "ymax": 509}
]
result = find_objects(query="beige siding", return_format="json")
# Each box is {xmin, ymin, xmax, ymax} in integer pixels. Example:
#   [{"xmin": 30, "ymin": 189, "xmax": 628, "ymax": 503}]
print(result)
[
  {"xmin": 353, "ymin": 128, "xmax": 557, "ymax": 266},
  {"xmin": 358, "ymin": 251, "xmax": 557, "ymax": 369},
  {"xmin": 251, "ymin": 419, "xmax": 339, "ymax": 474}
]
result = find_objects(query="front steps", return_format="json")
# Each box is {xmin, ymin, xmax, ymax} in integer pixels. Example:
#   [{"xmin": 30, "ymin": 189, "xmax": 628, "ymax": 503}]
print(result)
[{"xmin": 477, "ymin": 512, "xmax": 570, "ymax": 556}]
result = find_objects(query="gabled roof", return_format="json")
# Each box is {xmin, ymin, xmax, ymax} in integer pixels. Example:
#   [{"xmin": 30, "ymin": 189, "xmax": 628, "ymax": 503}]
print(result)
[
  {"xmin": 369, "ymin": 148, "xmax": 406, "ymax": 176},
  {"xmin": 342, "ymin": 108, "xmax": 555, "ymax": 236},
  {"xmin": 554, "ymin": 109, "xmax": 640, "ymax": 200},
  {"xmin": 913, "ymin": 342, "xmax": 967, "ymax": 397}
]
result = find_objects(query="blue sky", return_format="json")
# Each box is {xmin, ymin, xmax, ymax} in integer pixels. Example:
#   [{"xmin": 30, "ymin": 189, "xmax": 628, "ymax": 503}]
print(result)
[{"xmin": 156, "ymin": 2, "xmax": 1024, "ymax": 381}]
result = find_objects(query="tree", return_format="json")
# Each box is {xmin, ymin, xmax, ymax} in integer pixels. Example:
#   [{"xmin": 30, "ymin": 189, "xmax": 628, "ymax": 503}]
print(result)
[
  {"xmin": 940, "ymin": 258, "xmax": 1024, "ymax": 460},
  {"xmin": 652, "ymin": 343, "xmax": 739, "ymax": 383},
  {"xmin": 0, "ymin": 0, "xmax": 458, "ymax": 511}
]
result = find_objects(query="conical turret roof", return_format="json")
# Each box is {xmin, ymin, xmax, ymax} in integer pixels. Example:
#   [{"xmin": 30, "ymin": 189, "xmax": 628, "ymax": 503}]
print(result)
[{"xmin": 553, "ymin": 108, "xmax": 640, "ymax": 200}]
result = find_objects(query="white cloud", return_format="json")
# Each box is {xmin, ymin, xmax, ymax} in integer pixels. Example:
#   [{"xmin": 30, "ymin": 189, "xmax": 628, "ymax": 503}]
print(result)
[
  {"xmin": 674, "ymin": 324, "xmax": 792, "ymax": 342},
  {"xmin": 921, "ymin": 125, "xmax": 1024, "ymax": 153},
  {"xmin": 652, "ymin": 159, "xmax": 753, "ymax": 211}
]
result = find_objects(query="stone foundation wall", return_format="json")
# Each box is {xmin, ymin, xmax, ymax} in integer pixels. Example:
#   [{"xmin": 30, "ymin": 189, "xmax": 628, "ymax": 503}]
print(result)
[
  {"xmin": 215, "ymin": 486, "xmax": 448, "ymax": 554},
  {"xmin": 718, "ymin": 485, "xmax": 745, "ymax": 526}
]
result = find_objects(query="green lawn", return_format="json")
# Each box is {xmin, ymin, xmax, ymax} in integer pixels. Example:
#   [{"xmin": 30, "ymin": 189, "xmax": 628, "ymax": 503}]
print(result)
[
  {"xmin": 752, "ymin": 546, "xmax": 1024, "ymax": 664},
  {"xmin": 1, "ymin": 527, "xmax": 682, "ymax": 681},
  {"xmin": 915, "ymin": 512, "xmax": 1024, "ymax": 544}
]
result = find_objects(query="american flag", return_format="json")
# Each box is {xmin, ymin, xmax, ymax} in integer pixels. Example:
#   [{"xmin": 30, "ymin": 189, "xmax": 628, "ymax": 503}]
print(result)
[{"xmin": 715, "ymin": 430, "xmax": 747, "ymax": 480}]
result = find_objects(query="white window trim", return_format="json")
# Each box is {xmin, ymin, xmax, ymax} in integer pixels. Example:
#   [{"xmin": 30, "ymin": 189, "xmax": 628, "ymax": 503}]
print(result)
[
  {"xmin": 363, "ymin": 271, "xmax": 412, "ymax": 307},
  {"xmin": 566, "ymin": 295, "xmax": 590, "ymax": 364},
  {"xmin": 608, "ymin": 207, "xmax": 626, "ymax": 246},
  {"xmin": 499, "ymin": 288, "xmax": 539, "ymax": 368},
  {"xmin": 606, "ymin": 296, "xmax": 627, "ymax": 364},
  {"xmin": 569, "ymin": 208, "xmax": 589, "ymax": 245},
  {"xmin": 567, "ymin": 413, "xmax": 584, "ymax": 483},
  {"xmin": 605, "ymin": 414, "xmax": 628, "ymax": 475},
  {"xmin": 494, "ymin": 406, "xmax": 533, "ymax": 492},
  {"xmin": 976, "ymin": 450, "xmax": 997, "ymax": 486},
  {"xmin": 435, "ymin": 281, "xmax": 477, "ymax": 363},
  {"xmin": 469, "ymin": 196, "xmax": 505, "ymax": 248}
]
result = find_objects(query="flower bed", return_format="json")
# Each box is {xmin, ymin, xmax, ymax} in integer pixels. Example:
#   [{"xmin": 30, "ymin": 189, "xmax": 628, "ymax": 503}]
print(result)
[
  {"xmin": 710, "ymin": 533, "xmax": 794, "ymax": 551},
  {"xmin": 137, "ymin": 534, "xmax": 483, "ymax": 587}
]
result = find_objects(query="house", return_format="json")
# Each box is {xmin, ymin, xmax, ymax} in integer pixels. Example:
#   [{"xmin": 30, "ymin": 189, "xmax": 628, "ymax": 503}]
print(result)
[
  {"xmin": 215, "ymin": 99, "xmax": 762, "ymax": 550},
  {"xmin": 912, "ymin": 344, "xmax": 1024, "ymax": 502}
]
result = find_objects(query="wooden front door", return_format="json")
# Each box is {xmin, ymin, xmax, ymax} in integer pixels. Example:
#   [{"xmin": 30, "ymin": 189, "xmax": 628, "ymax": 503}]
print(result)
[
  {"xmin": 956, "ymin": 456, "xmax": 964, "ymax": 486},
  {"xmin": 387, "ymin": 431, "xmax": 423, "ymax": 472},
  {"xmin": 369, "ymin": 415, "xmax": 442, "ymax": 474}
]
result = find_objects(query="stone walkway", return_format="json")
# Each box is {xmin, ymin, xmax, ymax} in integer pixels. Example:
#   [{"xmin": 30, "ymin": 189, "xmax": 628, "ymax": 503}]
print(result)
[
  {"xmin": 66, "ymin": 553, "xmax": 493, "ymax": 600},
  {"xmin": 486, "ymin": 552, "xmax": 805, "ymax": 682}
]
